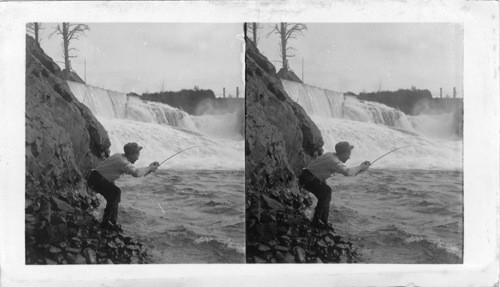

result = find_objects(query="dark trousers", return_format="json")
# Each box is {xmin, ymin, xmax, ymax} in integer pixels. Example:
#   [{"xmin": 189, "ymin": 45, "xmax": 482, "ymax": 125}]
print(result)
[
  {"xmin": 87, "ymin": 170, "xmax": 121, "ymax": 225},
  {"xmin": 299, "ymin": 169, "xmax": 332, "ymax": 225}
]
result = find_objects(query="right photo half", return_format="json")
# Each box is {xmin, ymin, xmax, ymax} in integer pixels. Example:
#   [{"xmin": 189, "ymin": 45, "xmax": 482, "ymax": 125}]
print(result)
[{"xmin": 245, "ymin": 23, "xmax": 463, "ymax": 264}]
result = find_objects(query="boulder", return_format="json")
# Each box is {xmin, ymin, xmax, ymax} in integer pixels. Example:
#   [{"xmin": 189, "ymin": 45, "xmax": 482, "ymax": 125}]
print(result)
[
  {"xmin": 261, "ymin": 194, "xmax": 284, "ymax": 212},
  {"xmin": 26, "ymin": 35, "xmax": 110, "ymax": 190},
  {"xmin": 51, "ymin": 196, "xmax": 74, "ymax": 213}
]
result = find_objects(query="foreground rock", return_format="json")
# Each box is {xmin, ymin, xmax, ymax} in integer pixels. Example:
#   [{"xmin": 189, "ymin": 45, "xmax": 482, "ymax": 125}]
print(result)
[
  {"xmin": 245, "ymin": 38, "xmax": 358, "ymax": 263},
  {"xmin": 25, "ymin": 35, "xmax": 147, "ymax": 264},
  {"xmin": 25, "ymin": 186, "xmax": 148, "ymax": 264}
]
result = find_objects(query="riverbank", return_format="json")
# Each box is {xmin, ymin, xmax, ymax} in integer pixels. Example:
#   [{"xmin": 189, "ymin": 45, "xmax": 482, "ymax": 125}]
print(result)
[
  {"xmin": 25, "ymin": 35, "xmax": 148, "ymax": 264},
  {"xmin": 245, "ymin": 37, "xmax": 358, "ymax": 263}
]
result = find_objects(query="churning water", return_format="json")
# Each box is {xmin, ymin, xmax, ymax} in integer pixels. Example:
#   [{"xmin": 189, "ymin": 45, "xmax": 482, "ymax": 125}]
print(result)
[
  {"xmin": 69, "ymin": 81, "xmax": 244, "ymax": 263},
  {"xmin": 283, "ymin": 80, "xmax": 463, "ymax": 263}
]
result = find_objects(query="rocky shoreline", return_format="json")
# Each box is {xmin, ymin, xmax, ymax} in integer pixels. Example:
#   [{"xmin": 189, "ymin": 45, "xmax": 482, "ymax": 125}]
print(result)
[
  {"xmin": 245, "ymin": 38, "xmax": 358, "ymax": 263},
  {"xmin": 25, "ymin": 35, "xmax": 149, "ymax": 264},
  {"xmin": 25, "ymin": 183, "xmax": 148, "ymax": 264}
]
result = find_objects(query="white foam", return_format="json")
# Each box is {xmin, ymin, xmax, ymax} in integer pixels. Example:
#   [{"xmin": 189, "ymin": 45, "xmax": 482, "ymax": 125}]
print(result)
[
  {"xmin": 282, "ymin": 79, "xmax": 414, "ymax": 131},
  {"xmin": 69, "ymin": 81, "xmax": 244, "ymax": 170},
  {"xmin": 313, "ymin": 116, "xmax": 462, "ymax": 170}
]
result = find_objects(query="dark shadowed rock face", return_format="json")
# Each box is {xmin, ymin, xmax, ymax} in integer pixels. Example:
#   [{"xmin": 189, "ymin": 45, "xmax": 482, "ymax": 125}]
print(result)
[
  {"xmin": 246, "ymin": 39, "xmax": 356, "ymax": 263},
  {"xmin": 246, "ymin": 39, "xmax": 323, "ymax": 190},
  {"xmin": 26, "ymin": 35, "xmax": 110, "ymax": 189},
  {"xmin": 25, "ymin": 36, "xmax": 146, "ymax": 265}
]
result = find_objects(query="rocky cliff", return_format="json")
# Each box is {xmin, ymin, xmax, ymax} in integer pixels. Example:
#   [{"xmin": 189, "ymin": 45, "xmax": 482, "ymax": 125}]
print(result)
[
  {"xmin": 245, "ymin": 39, "xmax": 357, "ymax": 263},
  {"xmin": 25, "ymin": 35, "xmax": 147, "ymax": 264},
  {"xmin": 61, "ymin": 69, "xmax": 86, "ymax": 84},
  {"xmin": 277, "ymin": 68, "xmax": 303, "ymax": 83},
  {"xmin": 26, "ymin": 38, "xmax": 110, "ymax": 189}
]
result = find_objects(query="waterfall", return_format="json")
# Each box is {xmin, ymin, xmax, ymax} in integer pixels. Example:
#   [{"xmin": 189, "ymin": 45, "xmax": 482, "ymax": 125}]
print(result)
[
  {"xmin": 67, "ymin": 81, "xmax": 244, "ymax": 170},
  {"xmin": 282, "ymin": 80, "xmax": 414, "ymax": 131},
  {"xmin": 281, "ymin": 80, "xmax": 461, "ymax": 170},
  {"xmin": 67, "ymin": 81, "xmax": 197, "ymax": 130}
]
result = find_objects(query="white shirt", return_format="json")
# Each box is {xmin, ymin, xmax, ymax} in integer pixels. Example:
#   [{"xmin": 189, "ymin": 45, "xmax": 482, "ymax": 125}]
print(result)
[
  {"xmin": 306, "ymin": 152, "xmax": 347, "ymax": 180},
  {"xmin": 94, "ymin": 153, "xmax": 147, "ymax": 182}
]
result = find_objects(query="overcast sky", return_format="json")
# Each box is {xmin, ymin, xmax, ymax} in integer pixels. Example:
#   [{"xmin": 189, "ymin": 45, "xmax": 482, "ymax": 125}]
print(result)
[
  {"xmin": 34, "ymin": 23, "xmax": 462, "ymax": 98},
  {"xmin": 37, "ymin": 23, "xmax": 244, "ymax": 96},
  {"xmin": 256, "ymin": 23, "xmax": 463, "ymax": 98}
]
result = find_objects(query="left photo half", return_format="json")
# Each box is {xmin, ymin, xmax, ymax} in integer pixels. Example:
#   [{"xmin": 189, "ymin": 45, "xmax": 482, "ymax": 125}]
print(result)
[{"xmin": 25, "ymin": 23, "xmax": 245, "ymax": 264}]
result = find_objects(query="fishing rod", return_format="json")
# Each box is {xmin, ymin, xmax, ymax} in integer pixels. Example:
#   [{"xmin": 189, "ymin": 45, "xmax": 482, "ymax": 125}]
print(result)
[
  {"xmin": 145, "ymin": 145, "xmax": 217, "ymax": 176},
  {"xmin": 371, "ymin": 145, "xmax": 414, "ymax": 165},
  {"xmin": 159, "ymin": 145, "xmax": 216, "ymax": 166},
  {"xmin": 355, "ymin": 145, "xmax": 413, "ymax": 176}
]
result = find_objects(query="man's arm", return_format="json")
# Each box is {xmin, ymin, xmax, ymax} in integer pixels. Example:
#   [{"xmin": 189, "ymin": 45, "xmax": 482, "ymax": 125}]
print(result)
[
  {"xmin": 125, "ymin": 162, "xmax": 159, "ymax": 177},
  {"xmin": 337, "ymin": 161, "xmax": 371, "ymax": 177}
]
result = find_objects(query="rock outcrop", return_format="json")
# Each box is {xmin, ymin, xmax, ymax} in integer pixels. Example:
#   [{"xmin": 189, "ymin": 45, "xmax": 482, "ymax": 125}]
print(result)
[
  {"xmin": 277, "ymin": 68, "xmax": 303, "ymax": 83},
  {"xmin": 25, "ymin": 35, "xmax": 147, "ymax": 264},
  {"xmin": 26, "ymin": 37, "xmax": 110, "ymax": 188},
  {"xmin": 246, "ymin": 39, "xmax": 323, "ymax": 189},
  {"xmin": 62, "ymin": 69, "xmax": 86, "ymax": 84},
  {"xmin": 245, "ymin": 38, "xmax": 358, "ymax": 263}
]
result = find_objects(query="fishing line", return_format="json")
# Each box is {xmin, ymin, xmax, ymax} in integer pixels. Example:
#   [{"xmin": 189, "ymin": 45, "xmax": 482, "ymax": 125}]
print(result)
[
  {"xmin": 159, "ymin": 145, "xmax": 216, "ymax": 166},
  {"xmin": 157, "ymin": 203, "xmax": 166, "ymax": 214},
  {"xmin": 146, "ymin": 145, "xmax": 217, "ymax": 176},
  {"xmin": 355, "ymin": 145, "xmax": 414, "ymax": 176},
  {"xmin": 371, "ymin": 145, "xmax": 414, "ymax": 165}
]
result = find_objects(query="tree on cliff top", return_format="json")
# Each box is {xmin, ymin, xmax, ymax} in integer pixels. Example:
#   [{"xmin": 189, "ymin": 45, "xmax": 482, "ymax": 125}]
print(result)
[
  {"xmin": 267, "ymin": 22, "xmax": 307, "ymax": 71},
  {"xmin": 246, "ymin": 23, "xmax": 262, "ymax": 47},
  {"xmin": 50, "ymin": 23, "xmax": 90, "ymax": 72},
  {"xmin": 26, "ymin": 23, "xmax": 44, "ymax": 44}
]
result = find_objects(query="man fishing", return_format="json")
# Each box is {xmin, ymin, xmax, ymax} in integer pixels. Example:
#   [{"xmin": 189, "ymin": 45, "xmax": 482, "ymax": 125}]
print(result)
[
  {"xmin": 87, "ymin": 142, "xmax": 160, "ymax": 230},
  {"xmin": 299, "ymin": 141, "xmax": 371, "ymax": 228}
]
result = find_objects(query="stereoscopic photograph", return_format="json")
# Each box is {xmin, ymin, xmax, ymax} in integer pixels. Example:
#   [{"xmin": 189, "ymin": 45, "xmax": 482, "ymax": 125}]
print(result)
[
  {"xmin": 1, "ymin": 1, "xmax": 498, "ymax": 286},
  {"xmin": 245, "ymin": 23, "xmax": 463, "ymax": 263},
  {"xmin": 25, "ymin": 23, "xmax": 245, "ymax": 264}
]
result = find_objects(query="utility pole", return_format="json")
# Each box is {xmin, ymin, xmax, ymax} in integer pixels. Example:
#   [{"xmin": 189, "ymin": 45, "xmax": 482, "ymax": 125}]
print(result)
[
  {"xmin": 236, "ymin": 87, "xmax": 239, "ymax": 98},
  {"xmin": 223, "ymin": 87, "xmax": 225, "ymax": 98},
  {"xmin": 440, "ymin": 87, "xmax": 442, "ymax": 98},
  {"xmin": 453, "ymin": 87, "xmax": 456, "ymax": 98},
  {"xmin": 302, "ymin": 57, "xmax": 304, "ymax": 82}
]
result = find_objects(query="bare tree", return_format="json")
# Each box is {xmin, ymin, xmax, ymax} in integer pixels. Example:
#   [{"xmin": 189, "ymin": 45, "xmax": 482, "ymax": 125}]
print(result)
[
  {"xmin": 267, "ymin": 22, "xmax": 307, "ymax": 71},
  {"xmin": 246, "ymin": 22, "xmax": 261, "ymax": 47},
  {"xmin": 26, "ymin": 23, "xmax": 44, "ymax": 44},
  {"xmin": 50, "ymin": 23, "xmax": 90, "ymax": 71}
]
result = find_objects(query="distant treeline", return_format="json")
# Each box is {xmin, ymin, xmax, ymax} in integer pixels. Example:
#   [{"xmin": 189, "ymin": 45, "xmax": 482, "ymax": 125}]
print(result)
[
  {"xmin": 353, "ymin": 89, "xmax": 463, "ymax": 116},
  {"xmin": 137, "ymin": 89, "xmax": 243, "ymax": 116}
]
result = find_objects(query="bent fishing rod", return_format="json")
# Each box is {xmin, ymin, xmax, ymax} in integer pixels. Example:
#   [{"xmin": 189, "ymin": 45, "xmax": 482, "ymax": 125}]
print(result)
[
  {"xmin": 145, "ymin": 145, "xmax": 217, "ymax": 176},
  {"xmin": 355, "ymin": 145, "xmax": 413, "ymax": 176},
  {"xmin": 371, "ymin": 145, "xmax": 414, "ymax": 165}
]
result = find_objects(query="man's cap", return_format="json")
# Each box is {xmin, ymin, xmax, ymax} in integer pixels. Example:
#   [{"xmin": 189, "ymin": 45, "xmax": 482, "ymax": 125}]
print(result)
[
  {"xmin": 124, "ymin": 142, "xmax": 143, "ymax": 155},
  {"xmin": 335, "ymin": 141, "xmax": 354, "ymax": 155}
]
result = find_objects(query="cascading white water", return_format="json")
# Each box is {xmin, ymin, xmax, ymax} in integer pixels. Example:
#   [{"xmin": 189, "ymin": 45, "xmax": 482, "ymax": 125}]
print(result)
[
  {"xmin": 408, "ymin": 113, "xmax": 459, "ymax": 140},
  {"xmin": 68, "ymin": 81, "xmax": 244, "ymax": 170},
  {"xmin": 68, "ymin": 81, "xmax": 197, "ymax": 130},
  {"xmin": 314, "ymin": 117, "xmax": 462, "ymax": 170},
  {"xmin": 282, "ymin": 80, "xmax": 414, "ymax": 131},
  {"xmin": 282, "ymin": 80, "xmax": 462, "ymax": 170}
]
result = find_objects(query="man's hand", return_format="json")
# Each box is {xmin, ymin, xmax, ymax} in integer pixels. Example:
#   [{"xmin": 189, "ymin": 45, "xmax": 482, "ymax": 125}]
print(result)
[
  {"xmin": 360, "ymin": 161, "xmax": 371, "ymax": 171},
  {"xmin": 149, "ymin": 161, "xmax": 160, "ymax": 173}
]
